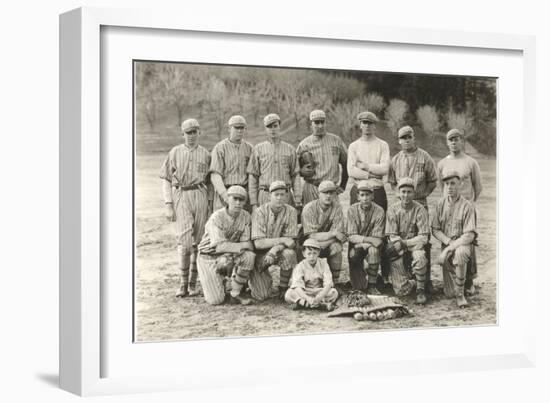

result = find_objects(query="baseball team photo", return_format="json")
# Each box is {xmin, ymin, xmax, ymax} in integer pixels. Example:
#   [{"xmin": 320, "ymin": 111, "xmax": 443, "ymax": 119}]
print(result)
[{"xmin": 133, "ymin": 61, "xmax": 497, "ymax": 342}]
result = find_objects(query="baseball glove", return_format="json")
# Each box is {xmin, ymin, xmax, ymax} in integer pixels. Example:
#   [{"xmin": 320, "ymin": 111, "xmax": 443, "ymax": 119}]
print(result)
[
  {"xmin": 214, "ymin": 253, "xmax": 235, "ymax": 277},
  {"xmin": 299, "ymin": 151, "xmax": 316, "ymax": 179},
  {"xmin": 385, "ymin": 240, "xmax": 406, "ymax": 262},
  {"xmin": 343, "ymin": 290, "xmax": 371, "ymax": 308}
]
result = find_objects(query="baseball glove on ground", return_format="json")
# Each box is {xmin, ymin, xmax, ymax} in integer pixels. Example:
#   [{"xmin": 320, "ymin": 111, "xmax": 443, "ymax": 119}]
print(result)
[
  {"xmin": 343, "ymin": 290, "xmax": 371, "ymax": 308},
  {"xmin": 328, "ymin": 294, "xmax": 411, "ymax": 321},
  {"xmin": 385, "ymin": 240, "xmax": 406, "ymax": 262},
  {"xmin": 299, "ymin": 151, "xmax": 316, "ymax": 179}
]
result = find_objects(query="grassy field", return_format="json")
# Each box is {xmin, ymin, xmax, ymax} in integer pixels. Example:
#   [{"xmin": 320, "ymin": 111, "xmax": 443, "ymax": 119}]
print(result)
[{"xmin": 134, "ymin": 132, "xmax": 497, "ymax": 341}]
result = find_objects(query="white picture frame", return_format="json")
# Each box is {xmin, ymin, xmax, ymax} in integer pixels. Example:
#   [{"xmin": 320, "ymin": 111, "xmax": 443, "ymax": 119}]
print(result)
[{"xmin": 59, "ymin": 6, "xmax": 537, "ymax": 396}]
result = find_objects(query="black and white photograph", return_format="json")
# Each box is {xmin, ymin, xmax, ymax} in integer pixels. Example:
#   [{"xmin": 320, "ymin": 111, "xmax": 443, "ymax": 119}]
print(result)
[{"xmin": 133, "ymin": 61, "xmax": 497, "ymax": 342}]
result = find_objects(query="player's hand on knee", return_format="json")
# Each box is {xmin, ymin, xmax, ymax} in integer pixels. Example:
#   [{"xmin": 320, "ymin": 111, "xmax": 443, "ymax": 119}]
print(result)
[{"xmin": 165, "ymin": 203, "xmax": 176, "ymax": 222}]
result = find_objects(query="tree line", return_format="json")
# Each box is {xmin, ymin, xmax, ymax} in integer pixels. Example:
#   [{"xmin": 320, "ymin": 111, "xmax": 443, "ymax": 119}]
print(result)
[{"xmin": 135, "ymin": 62, "xmax": 496, "ymax": 155}]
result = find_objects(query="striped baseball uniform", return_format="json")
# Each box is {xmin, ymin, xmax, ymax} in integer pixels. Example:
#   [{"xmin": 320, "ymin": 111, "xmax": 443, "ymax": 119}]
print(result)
[
  {"xmin": 247, "ymin": 140, "xmax": 301, "ymax": 206},
  {"xmin": 210, "ymin": 138, "xmax": 253, "ymax": 210},
  {"xmin": 160, "ymin": 144, "xmax": 211, "ymax": 293},
  {"xmin": 388, "ymin": 147, "xmax": 437, "ymax": 208},
  {"xmin": 385, "ymin": 200, "xmax": 429, "ymax": 295},
  {"xmin": 196, "ymin": 207, "xmax": 256, "ymax": 305},
  {"xmin": 302, "ymin": 200, "xmax": 346, "ymax": 282},
  {"xmin": 346, "ymin": 202, "xmax": 385, "ymax": 291},
  {"xmin": 284, "ymin": 258, "xmax": 338, "ymax": 306},
  {"xmin": 251, "ymin": 204, "xmax": 299, "ymax": 297},
  {"xmin": 296, "ymin": 133, "xmax": 347, "ymax": 204},
  {"xmin": 437, "ymin": 154, "xmax": 483, "ymax": 202},
  {"xmin": 431, "ymin": 195, "xmax": 477, "ymax": 297},
  {"xmin": 347, "ymin": 136, "xmax": 390, "ymax": 209}
]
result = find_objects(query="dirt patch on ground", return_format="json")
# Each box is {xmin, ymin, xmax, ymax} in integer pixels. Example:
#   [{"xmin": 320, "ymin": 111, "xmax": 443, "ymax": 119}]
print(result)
[{"xmin": 134, "ymin": 156, "xmax": 497, "ymax": 342}]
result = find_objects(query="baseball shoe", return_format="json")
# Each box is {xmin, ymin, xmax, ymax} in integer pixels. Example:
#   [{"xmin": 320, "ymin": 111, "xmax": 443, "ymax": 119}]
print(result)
[
  {"xmin": 188, "ymin": 287, "xmax": 200, "ymax": 297},
  {"xmin": 366, "ymin": 284, "xmax": 382, "ymax": 295},
  {"xmin": 228, "ymin": 294, "xmax": 252, "ymax": 306},
  {"xmin": 320, "ymin": 302, "xmax": 335, "ymax": 312},
  {"xmin": 415, "ymin": 290, "xmax": 427, "ymax": 305},
  {"xmin": 456, "ymin": 294, "xmax": 469, "ymax": 308},
  {"xmin": 465, "ymin": 283, "xmax": 476, "ymax": 296},
  {"xmin": 291, "ymin": 299, "xmax": 310, "ymax": 310},
  {"xmin": 175, "ymin": 286, "xmax": 188, "ymax": 298}
]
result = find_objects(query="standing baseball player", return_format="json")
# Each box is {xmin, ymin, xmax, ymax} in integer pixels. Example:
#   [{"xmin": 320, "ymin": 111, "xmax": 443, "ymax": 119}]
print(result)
[
  {"xmin": 346, "ymin": 180, "xmax": 385, "ymax": 294},
  {"xmin": 437, "ymin": 128, "xmax": 483, "ymax": 202},
  {"xmin": 388, "ymin": 125, "xmax": 437, "ymax": 209},
  {"xmin": 284, "ymin": 238, "xmax": 338, "ymax": 311},
  {"xmin": 250, "ymin": 181, "xmax": 299, "ymax": 300},
  {"xmin": 347, "ymin": 111, "xmax": 390, "ymax": 210},
  {"xmin": 437, "ymin": 128, "xmax": 482, "ymax": 294},
  {"xmin": 160, "ymin": 118, "xmax": 211, "ymax": 298},
  {"xmin": 385, "ymin": 178, "xmax": 430, "ymax": 304},
  {"xmin": 196, "ymin": 186, "xmax": 256, "ymax": 305},
  {"xmin": 301, "ymin": 180, "xmax": 347, "ymax": 287},
  {"xmin": 210, "ymin": 115, "xmax": 253, "ymax": 212},
  {"xmin": 247, "ymin": 113, "xmax": 302, "ymax": 209},
  {"xmin": 296, "ymin": 110, "xmax": 348, "ymax": 205},
  {"xmin": 431, "ymin": 171, "xmax": 477, "ymax": 308}
]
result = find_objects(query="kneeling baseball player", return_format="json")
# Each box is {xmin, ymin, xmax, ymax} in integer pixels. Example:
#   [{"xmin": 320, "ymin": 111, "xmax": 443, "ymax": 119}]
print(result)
[
  {"xmin": 284, "ymin": 238, "xmax": 338, "ymax": 311},
  {"xmin": 196, "ymin": 186, "xmax": 256, "ymax": 305},
  {"xmin": 385, "ymin": 178, "xmax": 430, "ymax": 304},
  {"xmin": 250, "ymin": 181, "xmax": 299, "ymax": 300}
]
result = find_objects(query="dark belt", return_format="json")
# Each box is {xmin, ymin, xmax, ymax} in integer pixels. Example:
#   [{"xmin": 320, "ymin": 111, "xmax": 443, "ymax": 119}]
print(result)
[
  {"xmin": 304, "ymin": 178, "xmax": 321, "ymax": 186},
  {"xmin": 174, "ymin": 182, "xmax": 205, "ymax": 191}
]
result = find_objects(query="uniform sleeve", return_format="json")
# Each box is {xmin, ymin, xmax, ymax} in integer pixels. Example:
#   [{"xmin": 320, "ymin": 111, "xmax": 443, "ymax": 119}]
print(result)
[
  {"xmin": 209, "ymin": 143, "xmax": 225, "ymax": 176},
  {"xmin": 471, "ymin": 158, "xmax": 483, "ymax": 199},
  {"xmin": 302, "ymin": 203, "xmax": 319, "ymax": 236},
  {"xmin": 425, "ymin": 154, "xmax": 437, "ymax": 183},
  {"xmin": 462, "ymin": 202, "xmax": 477, "ymax": 235},
  {"xmin": 321, "ymin": 259, "xmax": 334, "ymax": 288},
  {"xmin": 416, "ymin": 205, "xmax": 430, "ymax": 235},
  {"xmin": 251, "ymin": 208, "xmax": 267, "ymax": 240},
  {"xmin": 159, "ymin": 153, "xmax": 172, "ymax": 181},
  {"xmin": 346, "ymin": 207, "xmax": 359, "ymax": 236},
  {"xmin": 289, "ymin": 262, "xmax": 306, "ymax": 289},
  {"xmin": 387, "ymin": 156, "xmax": 397, "ymax": 186},
  {"xmin": 385, "ymin": 206, "xmax": 399, "ymax": 236},
  {"xmin": 338, "ymin": 137, "xmax": 348, "ymax": 165},
  {"xmin": 346, "ymin": 142, "xmax": 356, "ymax": 175},
  {"xmin": 371, "ymin": 208, "xmax": 386, "ymax": 238},
  {"xmin": 283, "ymin": 207, "xmax": 299, "ymax": 239},
  {"xmin": 246, "ymin": 146, "xmax": 260, "ymax": 176},
  {"xmin": 239, "ymin": 214, "xmax": 252, "ymax": 242},
  {"xmin": 330, "ymin": 205, "xmax": 345, "ymax": 233},
  {"xmin": 380, "ymin": 142, "xmax": 391, "ymax": 170},
  {"xmin": 205, "ymin": 214, "xmax": 227, "ymax": 249},
  {"xmin": 431, "ymin": 201, "xmax": 443, "ymax": 232},
  {"xmin": 288, "ymin": 145, "xmax": 299, "ymax": 176}
]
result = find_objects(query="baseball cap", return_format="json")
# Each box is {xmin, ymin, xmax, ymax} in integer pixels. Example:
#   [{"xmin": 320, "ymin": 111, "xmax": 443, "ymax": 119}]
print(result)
[
  {"xmin": 226, "ymin": 185, "xmax": 248, "ymax": 199},
  {"xmin": 228, "ymin": 115, "xmax": 247, "ymax": 127},
  {"xmin": 441, "ymin": 170, "xmax": 461, "ymax": 182},
  {"xmin": 181, "ymin": 118, "xmax": 200, "ymax": 132},
  {"xmin": 398, "ymin": 125, "xmax": 414, "ymax": 138},
  {"xmin": 309, "ymin": 110, "xmax": 326, "ymax": 121},
  {"xmin": 318, "ymin": 180, "xmax": 337, "ymax": 193},
  {"xmin": 356, "ymin": 180, "xmax": 374, "ymax": 192},
  {"xmin": 397, "ymin": 177, "xmax": 415, "ymax": 190},
  {"xmin": 263, "ymin": 113, "xmax": 281, "ymax": 127},
  {"xmin": 303, "ymin": 238, "xmax": 321, "ymax": 250},
  {"xmin": 446, "ymin": 128, "xmax": 464, "ymax": 140},
  {"xmin": 357, "ymin": 111, "xmax": 379, "ymax": 123},
  {"xmin": 269, "ymin": 181, "xmax": 287, "ymax": 192}
]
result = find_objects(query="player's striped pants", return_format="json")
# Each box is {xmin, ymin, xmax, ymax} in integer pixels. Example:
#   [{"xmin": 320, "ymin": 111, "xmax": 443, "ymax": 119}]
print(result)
[
  {"xmin": 348, "ymin": 243, "xmax": 381, "ymax": 291},
  {"xmin": 284, "ymin": 287, "xmax": 339, "ymax": 306},
  {"xmin": 389, "ymin": 248, "xmax": 428, "ymax": 296},
  {"xmin": 173, "ymin": 187, "xmax": 209, "ymax": 252},
  {"xmin": 318, "ymin": 242, "xmax": 343, "ymax": 284},
  {"xmin": 196, "ymin": 251, "xmax": 255, "ymax": 305},
  {"xmin": 442, "ymin": 245, "xmax": 473, "ymax": 297},
  {"xmin": 252, "ymin": 248, "xmax": 297, "ymax": 300}
]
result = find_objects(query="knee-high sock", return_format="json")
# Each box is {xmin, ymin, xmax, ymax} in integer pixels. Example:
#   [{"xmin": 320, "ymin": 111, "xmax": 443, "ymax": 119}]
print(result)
[
  {"xmin": 189, "ymin": 251, "xmax": 198, "ymax": 289},
  {"xmin": 178, "ymin": 245, "xmax": 191, "ymax": 288}
]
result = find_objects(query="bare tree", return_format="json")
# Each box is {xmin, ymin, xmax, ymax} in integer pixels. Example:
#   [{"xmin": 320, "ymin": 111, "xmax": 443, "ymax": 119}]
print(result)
[
  {"xmin": 385, "ymin": 99, "xmax": 409, "ymax": 136},
  {"xmin": 416, "ymin": 105, "xmax": 441, "ymax": 140},
  {"xmin": 446, "ymin": 105, "xmax": 473, "ymax": 137},
  {"xmin": 135, "ymin": 62, "xmax": 163, "ymax": 132},
  {"xmin": 329, "ymin": 101, "xmax": 358, "ymax": 143}
]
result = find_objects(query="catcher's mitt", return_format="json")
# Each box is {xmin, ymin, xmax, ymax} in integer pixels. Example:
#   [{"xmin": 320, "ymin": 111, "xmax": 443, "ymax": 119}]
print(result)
[
  {"xmin": 343, "ymin": 290, "xmax": 371, "ymax": 308},
  {"xmin": 385, "ymin": 240, "xmax": 406, "ymax": 262},
  {"xmin": 214, "ymin": 253, "xmax": 235, "ymax": 277},
  {"xmin": 299, "ymin": 151, "xmax": 316, "ymax": 179}
]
